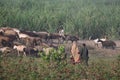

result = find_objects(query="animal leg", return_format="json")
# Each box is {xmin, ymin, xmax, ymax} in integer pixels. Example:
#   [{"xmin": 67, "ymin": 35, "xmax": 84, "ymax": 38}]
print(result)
[
  {"xmin": 18, "ymin": 51, "xmax": 20, "ymax": 56},
  {"xmin": 23, "ymin": 52, "xmax": 26, "ymax": 56}
]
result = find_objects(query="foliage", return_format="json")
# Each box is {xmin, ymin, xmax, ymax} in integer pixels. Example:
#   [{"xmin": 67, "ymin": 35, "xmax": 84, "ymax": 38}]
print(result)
[
  {"xmin": 0, "ymin": 52, "xmax": 120, "ymax": 80},
  {"xmin": 0, "ymin": 0, "xmax": 120, "ymax": 39},
  {"xmin": 39, "ymin": 46, "xmax": 65, "ymax": 63}
]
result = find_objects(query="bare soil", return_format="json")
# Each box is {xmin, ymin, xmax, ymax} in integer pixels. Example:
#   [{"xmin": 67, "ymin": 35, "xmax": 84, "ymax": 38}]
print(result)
[{"xmin": 64, "ymin": 40, "xmax": 120, "ymax": 62}]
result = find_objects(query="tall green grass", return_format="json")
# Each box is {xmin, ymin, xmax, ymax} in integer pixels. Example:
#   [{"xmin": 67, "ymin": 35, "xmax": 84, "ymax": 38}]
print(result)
[{"xmin": 0, "ymin": 0, "xmax": 120, "ymax": 39}]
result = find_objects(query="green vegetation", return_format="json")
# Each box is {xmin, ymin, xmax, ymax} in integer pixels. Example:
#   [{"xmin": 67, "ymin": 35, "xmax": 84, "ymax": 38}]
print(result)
[
  {"xmin": 0, "ymin": 47, "xmax": 120, "ymax": 80},
  {"xmin": 0, "ymin": 0, "xmax": 120, "ymax": 39}
]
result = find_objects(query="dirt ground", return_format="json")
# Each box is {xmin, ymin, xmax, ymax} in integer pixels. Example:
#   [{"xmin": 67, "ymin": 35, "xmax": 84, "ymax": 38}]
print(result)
[{"xmin": 64, "ymin": 40, "xmax": 120, "ymax": 62}]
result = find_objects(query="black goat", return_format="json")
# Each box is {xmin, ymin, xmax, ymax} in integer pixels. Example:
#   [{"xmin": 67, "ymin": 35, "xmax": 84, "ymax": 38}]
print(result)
[{"xmin": 24, "ymin": 47, "xmax": 38, "ymax": 57}]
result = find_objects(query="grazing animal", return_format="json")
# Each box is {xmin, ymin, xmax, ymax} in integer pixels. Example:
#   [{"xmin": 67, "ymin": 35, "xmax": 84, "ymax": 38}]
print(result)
[
  {"xmin": 0, "ymin": 47, "xmax": 11, "ymax": 53},
  {"xmin": 47, "ymin": 33, "xmax": 65, "ymax": 44},
  {"xmin": 93, "ymin": 37, "xmax": 107, "ymax": 48},
  {"xmin": 13, "ymin": 45, "xmax": 26, "ymax": 56},
  {"xmin": 33, "ymin": 31, "xmax": 49, "ymax": 41},
  {"xmin": 59, "ymin": 29, "xmax": 64, "ymax": 37},
  {"xmin": 0, "ymin": 28, "xmax": 18, "ymax": 37},
  {"xmin": 93, "ymin": 38, "xmax": 101, "ymax": 47},
  {"xmin": 0, "ymin": 35, "xmax": 14, "ymax": 47},
  {"xmin": 65, "ymin": 34, "xmax": 79, "ymax": 42},
  {"xmin": 20, "ymin": 30, "xmax": 39, "ymax": 37},
  {"xmin": 17, "ymin": 32, "xmax": 30, "ymax": 39},
  {"xmin": 98, "ymin": 39, "xmax": 116, "ymax": 49},
  {"xmin": 24, "ymin": 47, "xmax": 38, "ymax": 57},
  {"xmin": 20, "ymin": 37, "xmax": 42, "ymax": 47},
  {"xmin": 34, "ymin": 45, "xmax": 43, "ymax": 52}
]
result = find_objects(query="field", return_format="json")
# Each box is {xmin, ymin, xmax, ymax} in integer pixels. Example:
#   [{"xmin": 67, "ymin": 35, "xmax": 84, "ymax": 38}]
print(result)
[
  {"xmin": 0, "ymin": 0, "xmax": 120, "ymax": 39},
  {"xmin": 0, "ymin": 0, "xmax": 120, "ymax": 79},
  {"xmin": 0, "ymin": 40, "xmax": 120, "ymax": 80}
]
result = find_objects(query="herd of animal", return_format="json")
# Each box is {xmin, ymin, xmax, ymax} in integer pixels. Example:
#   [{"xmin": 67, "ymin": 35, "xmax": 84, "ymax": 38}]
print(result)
[
  {"xmin": 0, "ymin": 27, "xmax": 79, "ymax": 57},
  {"xmin": 0, "ymin": 27, "xmax": 116, "ymax": 57}
]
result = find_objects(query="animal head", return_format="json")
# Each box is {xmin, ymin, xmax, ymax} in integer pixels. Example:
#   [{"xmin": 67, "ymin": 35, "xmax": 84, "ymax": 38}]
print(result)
[
  {"xmin": 13, "ymin": 45, "xmax": 17, "ymax": 49},
  {"xmin": 13, "ymin": 28, "xmax": 20, "ymax": 33},
  {"xmin": 97, "ymin": 39, "xmax": 103, "ymax": 42}
]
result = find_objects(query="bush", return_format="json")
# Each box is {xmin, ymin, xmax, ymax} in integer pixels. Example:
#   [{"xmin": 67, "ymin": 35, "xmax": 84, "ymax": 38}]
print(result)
[{"xmin": 39, "ymin": 46, "xmax": 66, "ymax": 62}]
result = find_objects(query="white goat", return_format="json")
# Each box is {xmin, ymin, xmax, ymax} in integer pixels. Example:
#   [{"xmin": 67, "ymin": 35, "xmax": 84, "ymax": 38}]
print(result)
[
  {"xmin": 0, "ymin": 47, "xmax": 11, "ymax": 53},
  {"xmin": 59, "ymin": 29, "xmax": 64, "ymax": 37},
  {"xmin": 93, "ymin": 37, "xmax": 107, "ymax": 48},
  {"xmin": 13, "ymin": 28, "xmax": 30, "ymax": 38},
  {"xmin": 13, "ymin": 45, "xmax": 26, "ymax": 56}
]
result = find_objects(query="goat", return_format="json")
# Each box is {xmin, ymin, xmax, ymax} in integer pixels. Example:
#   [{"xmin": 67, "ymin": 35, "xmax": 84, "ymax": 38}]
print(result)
[
  {"xmin": 47, "ymin": 33, "xmax": 65, "ymax": 44},
  {"xmin": 0, "ymin": 47, "xmax": 11, "ymax": 53},
  {"xmin": 98, "ymin": 39, "xmax": 116, "ymax": 49},
  {"xmin": 34, "ymin": 45, "xmax": 43, "ymax": 52},
  {"xmin": 93, "ymin": 37, "xmax": 107, "ymax": 48},
  {"xmin": 24, "ymin": 47, "xmax": 38, "ymax": 57},
  {"xmin": 20, "ymin": 37, "xmax": 42, "ymax": 47},
  {"xmin": 93, "ymin": 38, "xmax": 101, "ymax": 47},
  {"xmin": 17, "ymin": 32, "xmax": 30, "ymax": 39},
  {"xmin": 1, "ymin": 28, "xmax": 18, "ymax": 36},
  {"xmin": 0, "ymin": 35, "xmax": 14, "ymax": 47},
  {"xmin": 33, "ymin": 31, "xmax": 49, "ymax": 42},
  {"xmin": 0, "ymin": 27, "xmax": 19, "ymax": 41},
  {"xmin": 20, "ymin": 30, "xmax": 39, "ymax": 37},
  {"xmin": 13, "ymin": 28, "xmax": 31, "ymax": 39},
  {"xmin": 59, "ymin": 29, "xmax": 64, "ymax": 37},
  {"xmin": 64, "ymin": 34, "xmax": 79, "ymax": 43},
  {"xmin": 13, "ymin": 45, "xmax": 26, "ymax": 56}
]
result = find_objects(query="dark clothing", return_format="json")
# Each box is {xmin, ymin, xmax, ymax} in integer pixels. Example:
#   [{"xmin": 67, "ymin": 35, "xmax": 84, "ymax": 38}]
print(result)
[{"xmin": 80, "ymin": 46, "xmax": 89, "ymax": 66}]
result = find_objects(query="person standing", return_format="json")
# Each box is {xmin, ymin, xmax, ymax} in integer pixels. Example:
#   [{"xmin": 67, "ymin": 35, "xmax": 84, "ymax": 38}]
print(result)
[
  {"xmin": 80, "ymin": 43, "xmax": 89, "ymax": 66},
  {"xmin": 71, "ymin": 41, "xmax": 80, "ymax": 64}
]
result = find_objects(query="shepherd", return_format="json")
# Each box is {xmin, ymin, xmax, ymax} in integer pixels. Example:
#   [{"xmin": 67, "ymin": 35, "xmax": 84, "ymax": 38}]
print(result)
[
  {"xmin": 80, "ymin": 43, "xmax": 89, "ymax": 66},
  {"xmin": 71, "ymin": 41, "xmax": 80, "ymax": 64}
]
